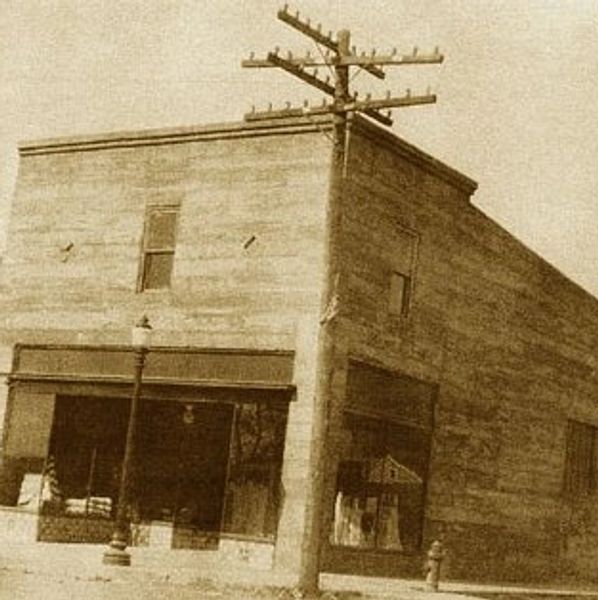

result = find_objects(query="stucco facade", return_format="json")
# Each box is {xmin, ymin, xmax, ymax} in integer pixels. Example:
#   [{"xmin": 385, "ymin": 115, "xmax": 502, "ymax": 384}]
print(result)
[{"xmin": 0, "ymin": 115, "xmax": 597, "ymax": 585}]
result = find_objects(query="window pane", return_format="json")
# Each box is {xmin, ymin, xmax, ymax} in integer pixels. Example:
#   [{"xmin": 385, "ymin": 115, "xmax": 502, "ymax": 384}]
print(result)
[
  {"xmin": 389, "ymin": 272, "xmax": 410, "ymax": 315},
  {"xmin": 564, "ymin": 420, "xmax": 596, "ymax": 495},
  {"xmin": 143, "ymin": 252, "xmax": 174, "ymax": 289},
  {"xmin": 334, "ymin": 362, "xmax": 434, "ymax": 552},
  {"xmin": 146, "ymin": 211, "xmax": 177, "ymax": 250},
  {"xmin": 383, "ymin": 425, "xmax": 427, "ymax": 550},
  {"xmin": 38, "ymin": 396, "xmax": 129, "ymax": 543},
  {"xmin": 332, "ymin": 415, "xmax": 429, "ymax": 552},
  {"xmin": 222, "ymin": 403, "xmax": 288, "ymax": 538},
  {"xmin": 136, "ymin": 401, "xmax": 233, "ymax": 545},
  {"xmin": 345, "ymin": 361, "xmax": 436, "ymax": 429},
  {"xmin": 391, "ymin": 229, "xmax": 416, "ymax": 274}
]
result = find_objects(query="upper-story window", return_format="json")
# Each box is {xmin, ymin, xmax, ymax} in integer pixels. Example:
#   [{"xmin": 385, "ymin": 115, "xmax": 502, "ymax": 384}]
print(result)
[
  {"xmin": 564, "ymin": 419, "xmax": 598, "ymax": 496},
  {"xmin": 139, "ymin": 206, "xmax": 179, "ymax": 291},
  {"xmin": 388, "ymin": 226, "xmax": 418, "ymax": 318},
  {"xmin": 389, "ymin": 271, "xmax": 411, "ymax": 316}
]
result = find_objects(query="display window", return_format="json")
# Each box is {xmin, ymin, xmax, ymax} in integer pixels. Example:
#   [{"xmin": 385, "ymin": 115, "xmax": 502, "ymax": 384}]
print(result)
[
  {"xmin": 34, "ymin": 394, "xmax": 289, "ymax": 546},
  {"xmin": 332, "ymin": 414, "xmax": 431, "ymax": 552},
  {"xmin": 222, "ymin": 402, "xmax": 288, "ymax": 539},
  {"xmin": 41, "ymin": 395, "xmax": 128, "ymax": 521}
]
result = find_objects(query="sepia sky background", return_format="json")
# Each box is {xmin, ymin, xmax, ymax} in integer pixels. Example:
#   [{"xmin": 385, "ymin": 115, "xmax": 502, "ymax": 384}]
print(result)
[{"xmin": 2, "ymin": 1, "xmax": 598, "ymax": 294}]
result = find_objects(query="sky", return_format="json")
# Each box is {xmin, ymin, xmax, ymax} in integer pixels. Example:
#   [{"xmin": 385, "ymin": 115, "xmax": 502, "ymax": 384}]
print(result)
[{"xmin": 2, "ymin": 1, "xmax": 598, "ymax": 294}]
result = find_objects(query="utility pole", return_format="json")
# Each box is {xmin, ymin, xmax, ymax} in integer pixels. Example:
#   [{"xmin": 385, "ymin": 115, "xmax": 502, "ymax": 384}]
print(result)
[
  {"xmin": 242, "ymin": 6, "xmax": 442, "ymax": 596},
  {"xmin": 243, "ymin": 5, "xmax": 442, "ymax": 126}
]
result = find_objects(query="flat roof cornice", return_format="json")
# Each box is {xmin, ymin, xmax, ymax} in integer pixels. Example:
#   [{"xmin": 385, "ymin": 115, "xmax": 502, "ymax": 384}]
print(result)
[
  {"xmin": 18, "ymin": 117, "xmax": 333, "ymax": 156},
  {"xmin": 18, "ymin": 114, "xmax": 477, "ymax": 195}
]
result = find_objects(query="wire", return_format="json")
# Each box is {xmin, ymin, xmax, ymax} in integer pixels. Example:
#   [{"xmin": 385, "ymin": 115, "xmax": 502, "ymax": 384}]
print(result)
[
  {"xmin": 349, "ymin": 66, "xmax": 366, "ymax": 84},
  {"xmin": 302, "ymin": 110, "xmax": 334, "ymax": 144},
  {"xmin": 313, "ymin": 40, "xmax": 336, "ymax": 81}
]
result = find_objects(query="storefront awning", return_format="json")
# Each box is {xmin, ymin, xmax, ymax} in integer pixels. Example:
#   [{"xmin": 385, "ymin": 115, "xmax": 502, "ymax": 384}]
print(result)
[
  {"xmin": 344, "ymin": 359, "xmax": 436, "ymax": 430},
  {"xmin": 4, "ymin": 345, "xmax": 295, "ymax": 460},
  {"xmin": 9, "ymin": 345, "xmax": 295, "ymax": 391}
]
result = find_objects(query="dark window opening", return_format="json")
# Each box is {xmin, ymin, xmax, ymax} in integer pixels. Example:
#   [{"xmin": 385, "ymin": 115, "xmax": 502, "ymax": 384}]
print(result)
[
  {"xmin": 333, "ymin": 361, "xmax": 436, "ymax": 553},
  {"xmin": 564, "ymin": 419, "xmax": 598, "ymax": 496},
  {"xmin": 137, "ymin": 400, "xmax": 234, "ymax": 534},
  {"xmin": 43, "ymin": 396, "xmax": 128, "ymax": 519},
  {"xmin": 389, "ymin": 271, "xmax": 411, "ymax": 317},
  {"xmin": 36, "ymin": 396, "xmax": 128, "ymax": 544},
  {"xmin": 139, "ymin": 207, "xmax": 178, "ymax": 291},
  {"xmin": 332, "ymin": 415, "xmax": 430, "ymax": 552},
  {"xmin": 222, "ymin": 402, "xmax": 288, "ymax": 539},
  {"xmin": 37, "ymin": 394, "xmax": 289, "ymax": 546}
]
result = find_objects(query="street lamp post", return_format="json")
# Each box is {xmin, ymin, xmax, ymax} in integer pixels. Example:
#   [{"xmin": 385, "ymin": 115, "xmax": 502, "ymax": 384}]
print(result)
[{"xmin": 103, "ymin": 316, "xmax": 152, "ymax": 566}]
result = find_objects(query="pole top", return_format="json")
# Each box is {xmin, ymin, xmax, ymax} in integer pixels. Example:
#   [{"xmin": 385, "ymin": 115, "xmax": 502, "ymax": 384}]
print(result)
[{"xmin": 336, "ymin": 29, "xmax": 351, "ymax": 51}]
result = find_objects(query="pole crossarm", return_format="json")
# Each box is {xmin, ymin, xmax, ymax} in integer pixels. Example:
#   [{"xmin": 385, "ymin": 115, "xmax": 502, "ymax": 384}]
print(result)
[
  {"xmin": 244, "ymin": 103, "xmax": 391, "ymax": 126},
  {"xmin": 361, "ymin": 108, "xmax": 393, "ymax": 126},
  {"xmin": 277, "ymin": 6, "xmax": 338, "ymax": 52},
  {"xmin": 242, "ymin": 53, "xmax": 385, "ymax": 79},
  {"xmin": 340, "ymin": 50, "xmax": 443, "ymax": 67},
  {"xmin": 244, "ymin": 88, "xmax": 434, "ymax": 124},
  {"xmin": 349, "ymin": 61, "xmax": 385, "ymax": 79},
  {"xmin": 276, "ymin": 5, "xmax": 385, "ymax": 79},
  {"xmin": 266, "ymin": 52, "xmax": 336, "ymax": 96},
  {"xmin": 242, "ymin": 55, "xmax": 326, "ymax": 69},
  {"xmin": 245, "ymin": 105, "xmax": 309, "ymax": 121},
  {"xmin": 242, "ymin": 49, "xmax": 444, "ymax": 69},
  {"xmin": 347, "ymin": 91, "xmax": 437, "ymax": 112},
  {"xmin": 242, "ymin": 48, "xmax": 443, "ymax": 76},
  {"xmin": 243, "ymin": 93, "xmax": 437, "ymax": 126}
]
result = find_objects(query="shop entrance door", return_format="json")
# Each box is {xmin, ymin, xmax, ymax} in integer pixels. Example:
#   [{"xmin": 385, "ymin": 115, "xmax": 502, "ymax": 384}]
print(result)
[{"xmin": 137, "ymin": 400, "xmax": 234, "ymax": 548}]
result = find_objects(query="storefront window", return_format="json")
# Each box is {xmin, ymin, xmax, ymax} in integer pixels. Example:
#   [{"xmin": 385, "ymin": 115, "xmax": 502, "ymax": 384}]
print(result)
[
  {"xmin": 37, "ymin": 396, "xmax": 128, "ymax": 543},
  {"xmin": 137, "ymin": 400, "xmax": 234, "ymax": 533},
  {"xmin": 222, "ymin": 402, "xmax": 288, "ymax": 539},
  {"xmin": 36, "ymin": 394, "xmax": 288, "ymax": 545},
  {"xmin": 45, "ymin": 396, "xmax": 128, "ymax": 514},
  {"xmin": 332, "ymin": 414, "xmax": 430, "ymax": 552}
]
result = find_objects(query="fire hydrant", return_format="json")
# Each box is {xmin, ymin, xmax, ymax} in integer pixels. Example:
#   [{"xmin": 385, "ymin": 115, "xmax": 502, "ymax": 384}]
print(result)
[{"xmin": 424, "ymin": 540, "xmax": 445, "ymax": 592}]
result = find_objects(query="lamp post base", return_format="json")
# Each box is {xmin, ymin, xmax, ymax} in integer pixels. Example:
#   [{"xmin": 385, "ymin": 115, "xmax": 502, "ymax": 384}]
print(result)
[{"xmin": 102, "ymin": 536, "xmax": 131, "ymax": 566}]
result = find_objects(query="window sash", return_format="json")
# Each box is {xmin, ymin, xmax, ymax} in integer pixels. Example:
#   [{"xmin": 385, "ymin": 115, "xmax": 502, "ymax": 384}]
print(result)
[
  {"xmin": 140, "ymin": 207, "xmax": 178, "ymax": 291},
  {"xmin": 389, "ymin": 271, "xmax": 411, "ymax": 316},
  {"xmin": 145, "ymin": 211, "xmax": 178, "ymax": 250},
  {"xmin": 564, "ymin": 419, "xmax": 597, "ymax": 496},
  {"xmin": 333, "ymin": 414, "xmax": 430, "ymax": 552}
]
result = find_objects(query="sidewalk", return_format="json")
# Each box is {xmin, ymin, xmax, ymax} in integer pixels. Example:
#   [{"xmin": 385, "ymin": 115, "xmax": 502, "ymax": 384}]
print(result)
[
  {"xmin": 1, "ymin": 540, "xmax": 597, "ymax": 600},
  {"xmin": 322, "ymin": 573, "xmax": 598, "ymax": 600}
]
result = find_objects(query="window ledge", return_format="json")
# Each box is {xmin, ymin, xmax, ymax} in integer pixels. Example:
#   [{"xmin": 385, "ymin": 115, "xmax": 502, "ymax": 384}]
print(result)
[{"xmin": 328, "ymin": 543, "xmax": 421, "ymax": 557}]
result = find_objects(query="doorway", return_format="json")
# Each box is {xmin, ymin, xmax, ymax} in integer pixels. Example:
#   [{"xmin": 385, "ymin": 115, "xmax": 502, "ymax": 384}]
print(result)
[{"xmin": 137, "ymin": 400, "xmax": 234, "ymax": 547}]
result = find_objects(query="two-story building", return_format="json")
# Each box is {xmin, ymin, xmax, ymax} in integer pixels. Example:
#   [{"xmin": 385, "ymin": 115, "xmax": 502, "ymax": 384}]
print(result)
[{"xmin": 0, "ymin": 114, "xmax": 597, "ymax": 585}]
